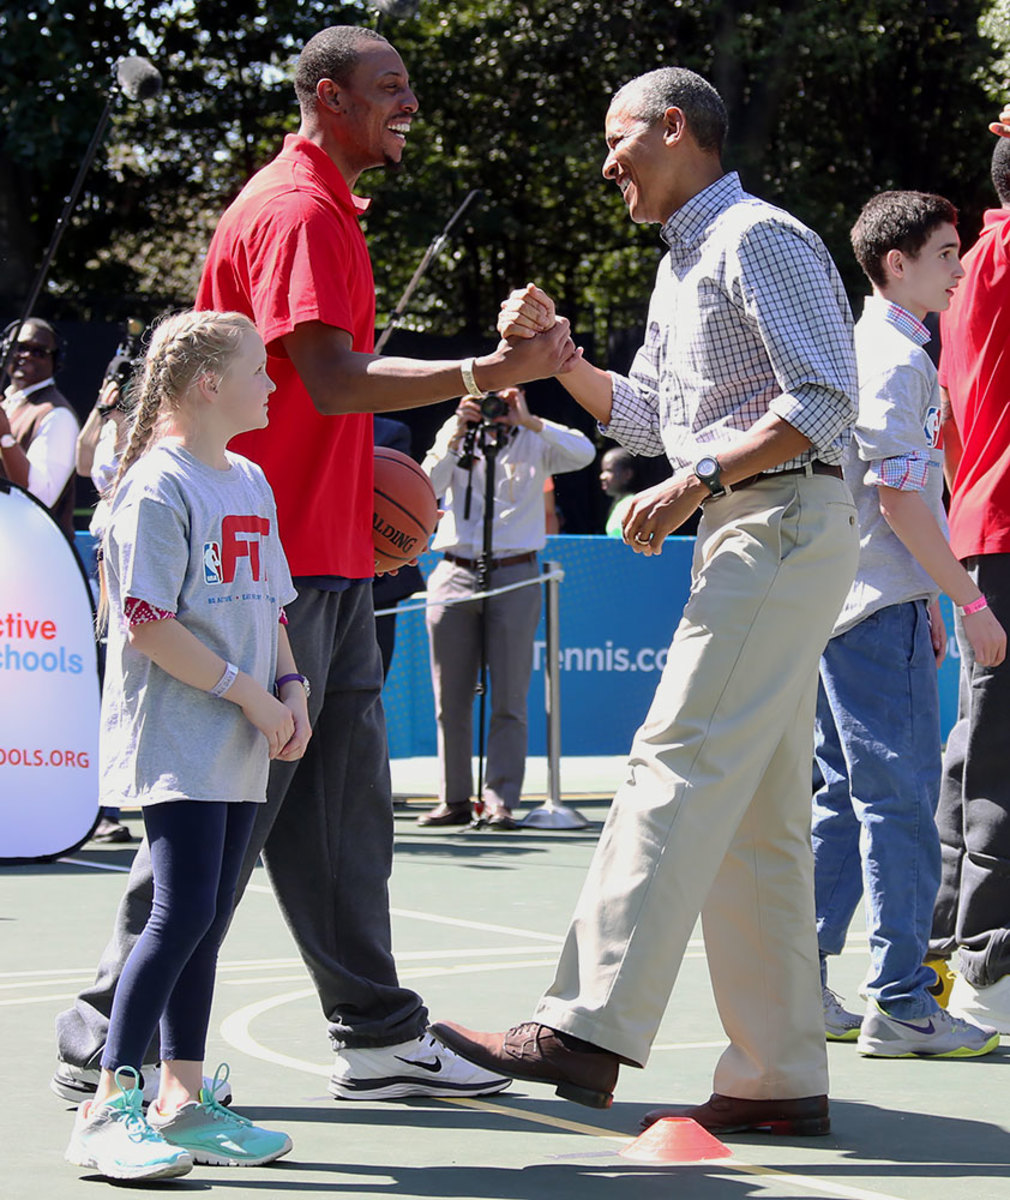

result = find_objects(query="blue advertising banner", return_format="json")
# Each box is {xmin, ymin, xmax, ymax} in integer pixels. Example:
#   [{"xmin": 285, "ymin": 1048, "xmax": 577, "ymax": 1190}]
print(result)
[{"xmin": 381, "ymin": 535, "xmax": 963, "ymax": 759}]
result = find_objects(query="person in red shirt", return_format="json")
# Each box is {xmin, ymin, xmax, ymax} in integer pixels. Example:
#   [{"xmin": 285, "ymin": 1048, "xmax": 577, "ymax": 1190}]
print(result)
[
  {"xmin": 928, "ymin": 116, "xmax": 1010, "ymax": 1033},
  {"xmin": 53, "ymin": 24, "xmax": 575, "ymax": 1108}
]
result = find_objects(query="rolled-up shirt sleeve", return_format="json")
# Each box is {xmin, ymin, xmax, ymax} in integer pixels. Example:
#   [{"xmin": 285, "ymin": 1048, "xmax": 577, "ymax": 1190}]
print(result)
[
  {"xmin": 602, "ymin": 314, "xmax": 666, "ymax": 456},
  {"xmin": 739, "ymin": 222, "xmax": 857, "ymax": 455},
  {"xmin": 865, "ymin": 449, "xmax": 932, "ymax": 493}
]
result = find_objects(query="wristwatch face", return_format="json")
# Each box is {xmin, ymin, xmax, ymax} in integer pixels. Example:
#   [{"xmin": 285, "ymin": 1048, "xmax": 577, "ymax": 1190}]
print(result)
[
  {"xmin": 696, "ymin": 455, "xmax": 719, "ymax": 481},
  {"xmin": 0, "ymin": 434, "xmax": 16, "ymax": 449}
]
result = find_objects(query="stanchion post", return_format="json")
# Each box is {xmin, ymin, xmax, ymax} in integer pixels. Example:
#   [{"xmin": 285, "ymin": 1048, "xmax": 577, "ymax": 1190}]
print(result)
[
  {"xmin": 521, "ymin": 561, "xmax": 588, "ymax": 830},
  {"xmin": 545, "ymin": 559, "xmax": 562, "ymax": 805}
]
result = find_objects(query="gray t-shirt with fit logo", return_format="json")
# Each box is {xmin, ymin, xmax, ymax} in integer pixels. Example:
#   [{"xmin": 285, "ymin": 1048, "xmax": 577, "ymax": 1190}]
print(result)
[{"xmin": 101, "ymin": 441, "xmax": 296, "ymax": 806}]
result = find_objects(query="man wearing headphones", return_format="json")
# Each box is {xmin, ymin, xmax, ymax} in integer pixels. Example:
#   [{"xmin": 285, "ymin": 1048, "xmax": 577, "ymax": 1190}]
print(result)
[{"xmin": 1, "ymin": 317, "xmax": 80, "ymax": 541}]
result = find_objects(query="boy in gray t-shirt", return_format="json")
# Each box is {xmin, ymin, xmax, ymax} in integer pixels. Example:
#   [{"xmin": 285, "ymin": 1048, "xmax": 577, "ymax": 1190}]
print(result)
[{"xmin": 814, "ymin": 191, "xmax": 1004, "ymax": 1059}]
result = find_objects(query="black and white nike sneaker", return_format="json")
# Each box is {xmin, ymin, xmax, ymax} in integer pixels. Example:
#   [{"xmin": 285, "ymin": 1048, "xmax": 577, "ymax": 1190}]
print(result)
[{"xmin": 328, "ymin": 1032, "xmax": 511, "ymax": 1100}]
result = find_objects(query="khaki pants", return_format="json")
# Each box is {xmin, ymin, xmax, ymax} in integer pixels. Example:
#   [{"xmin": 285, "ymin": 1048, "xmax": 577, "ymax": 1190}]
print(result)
[{"xmin": 536, "ymin": 472, "xmax": 858, "ymax": 1099}]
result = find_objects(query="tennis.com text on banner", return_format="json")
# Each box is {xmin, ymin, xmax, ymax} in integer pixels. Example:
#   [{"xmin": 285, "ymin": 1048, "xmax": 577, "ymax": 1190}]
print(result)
[{"xmin": 534, "ymin": 640, "xmax": 670, "ymax": 674}]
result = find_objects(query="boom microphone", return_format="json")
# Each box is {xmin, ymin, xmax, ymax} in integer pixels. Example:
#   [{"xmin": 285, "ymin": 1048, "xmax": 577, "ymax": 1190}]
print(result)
[
  {"xmin": 366, "ymin": 0, "xmax": 420, "ymax": 17},
  {"xmin": 3, "ymin": 54, "xmax": 164, "ymax": 385},
  {"xmin": 116, "ymin": 56, "xmax": 163, "ymax": 102}
]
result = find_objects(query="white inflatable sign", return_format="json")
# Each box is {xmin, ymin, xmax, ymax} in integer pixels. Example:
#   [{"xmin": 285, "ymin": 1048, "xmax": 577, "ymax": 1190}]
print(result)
[{"xmin": 0, "ymin": 482, "xmax": 100, "ymax": 861}]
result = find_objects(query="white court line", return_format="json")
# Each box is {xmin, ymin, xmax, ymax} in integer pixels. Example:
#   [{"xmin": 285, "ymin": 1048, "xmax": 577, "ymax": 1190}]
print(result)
[
  {"xmin": 0, "ymin": 992, "xmax": 79, "ymax": 1007},
  {"xmin": 57, "ymin": 855, "xmax": 871, "ymax": 948},
  {"xmin": 389, "ymin": 908, "xmax": 564, "ymax": 943},
  {"xmin": 220, "ymin": 989, "xmax": 909, "ymax": 1200},
  {"xmin": 0, "ymin": 946, "xmax": 577, "ymax": 990}
]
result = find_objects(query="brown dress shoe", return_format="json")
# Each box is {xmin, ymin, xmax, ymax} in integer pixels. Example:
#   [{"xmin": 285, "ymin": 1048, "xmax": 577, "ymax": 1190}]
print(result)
[
  {"xmin": 641, "ymin": 1092, "xmax": 829, "ymax": 1136},
  {"xmin": 417, "ymin": 803, "xmax": 472, "ymax": 827},
  {"xmin": 430, "ymin": 1020, "xmax": 618, "ymax": 1108}
]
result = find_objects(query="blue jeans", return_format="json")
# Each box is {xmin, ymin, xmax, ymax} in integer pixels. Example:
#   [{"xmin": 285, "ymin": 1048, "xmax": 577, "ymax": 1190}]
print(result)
[{"xmin": 813, "ymin": 600, "xmax": 942, "ymax": 1019}]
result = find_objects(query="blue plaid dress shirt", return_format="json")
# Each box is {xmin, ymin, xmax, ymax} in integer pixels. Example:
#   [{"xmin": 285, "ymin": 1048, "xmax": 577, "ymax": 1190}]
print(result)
[{"xmin": 603, "ymin": 172, "xmax": 857, "ymax": 473}]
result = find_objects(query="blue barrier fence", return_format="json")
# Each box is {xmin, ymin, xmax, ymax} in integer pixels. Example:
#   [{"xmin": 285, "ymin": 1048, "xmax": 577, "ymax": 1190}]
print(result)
[
  {"xmin": 382, "ymin": 535, "xmax": 962, "ymax": 759},
  {"xmin": 75, "ymin": 530, "xmax": 962, "ymax": 759}
]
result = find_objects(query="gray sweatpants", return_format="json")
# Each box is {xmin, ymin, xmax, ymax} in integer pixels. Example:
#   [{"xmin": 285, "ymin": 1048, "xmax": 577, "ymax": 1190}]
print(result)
[{"xmin": 56, "ymin": 583, "xmax": 427, "ymax": 1068}]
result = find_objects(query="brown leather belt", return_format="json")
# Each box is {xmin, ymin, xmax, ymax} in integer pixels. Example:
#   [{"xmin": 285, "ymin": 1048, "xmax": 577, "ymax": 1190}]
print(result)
[
  {"xmin": 732, "ymin": 460, "xmax": 843, "ymax": 491},
  {"xmin": 444, "ymin": 551, "xmax": 537, "ymax": 570}
]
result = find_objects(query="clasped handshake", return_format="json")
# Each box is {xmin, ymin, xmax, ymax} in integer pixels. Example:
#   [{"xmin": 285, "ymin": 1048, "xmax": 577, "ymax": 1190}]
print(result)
[
  {"xmin": 483, "ymin": 283, "xmax": 589, "ymax": 391},
  {"xmin": 495, "ymin": 283, "xmax": 570, "ymax": 359}
]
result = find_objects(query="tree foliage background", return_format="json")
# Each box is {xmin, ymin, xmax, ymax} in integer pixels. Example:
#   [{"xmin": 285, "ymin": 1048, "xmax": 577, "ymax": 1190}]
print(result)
[{"xmin": 1, "ymin": 0, "xmax": 1008, "ymax": 360}]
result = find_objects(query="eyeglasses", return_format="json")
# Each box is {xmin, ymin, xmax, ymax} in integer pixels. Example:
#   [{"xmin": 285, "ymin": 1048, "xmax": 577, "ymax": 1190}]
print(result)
[{"xmin": 13, "ymin": 342, "xmax": 53, "ymax": 359}]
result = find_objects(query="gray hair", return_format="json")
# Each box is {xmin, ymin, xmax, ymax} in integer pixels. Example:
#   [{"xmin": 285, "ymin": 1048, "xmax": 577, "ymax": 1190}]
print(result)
[{"xmin": 613, "ymin": 68, "xmax": 727, "ymax": 154}]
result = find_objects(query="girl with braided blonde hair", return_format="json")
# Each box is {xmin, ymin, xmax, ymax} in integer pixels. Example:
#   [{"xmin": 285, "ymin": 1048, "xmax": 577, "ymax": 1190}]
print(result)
[{"xmin": 66, "ymin": 310, "xmax": 307, "ymax": 1182}]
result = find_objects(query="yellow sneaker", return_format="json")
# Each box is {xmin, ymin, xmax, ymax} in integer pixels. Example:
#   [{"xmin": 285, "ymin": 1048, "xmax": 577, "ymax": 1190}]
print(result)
[{"xmin": 924, "ymin": 958, "xmax": 956, "ymax": 1009}]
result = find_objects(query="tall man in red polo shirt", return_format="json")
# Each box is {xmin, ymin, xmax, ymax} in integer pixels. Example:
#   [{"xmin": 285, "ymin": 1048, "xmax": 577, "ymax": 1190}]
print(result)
[
  {"xmin": 929, "ymin": 120, "xmax": 1010, "ymax": 1033},
  {"xmin": 53, "ymin": 24, "xmax": 575, "ymax": 1106}
]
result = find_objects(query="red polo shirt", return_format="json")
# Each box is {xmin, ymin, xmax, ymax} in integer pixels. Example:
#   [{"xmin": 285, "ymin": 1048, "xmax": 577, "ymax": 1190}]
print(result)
[
  {"xmin": 196, "ymin": 134, "xmax": 375, "ymax": 578},
  {"xmin": 939, "ymin": 207, "xmax": 1010, "ymax": 559}
]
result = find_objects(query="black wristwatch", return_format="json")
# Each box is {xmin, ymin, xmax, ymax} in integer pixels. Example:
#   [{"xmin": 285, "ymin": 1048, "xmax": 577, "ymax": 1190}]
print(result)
[{"xmin": 694, "ymin": 454, "xmax": 727, "ymax": 499}]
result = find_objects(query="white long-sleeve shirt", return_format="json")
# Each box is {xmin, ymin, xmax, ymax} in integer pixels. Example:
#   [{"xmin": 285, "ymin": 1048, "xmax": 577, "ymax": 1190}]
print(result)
[
  {"xmin": 3, "ymin": 378, "xmax": 79, "ymax": 507},
  {"xmin": 424, "ymin": 416, "xmax": 594, "ymax": 556}
]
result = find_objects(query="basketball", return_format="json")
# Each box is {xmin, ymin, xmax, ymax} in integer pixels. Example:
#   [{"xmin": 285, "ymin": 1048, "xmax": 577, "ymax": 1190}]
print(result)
[{"xmin": 373, "ymin": 446, "xmax": 439, "ymax": 573}]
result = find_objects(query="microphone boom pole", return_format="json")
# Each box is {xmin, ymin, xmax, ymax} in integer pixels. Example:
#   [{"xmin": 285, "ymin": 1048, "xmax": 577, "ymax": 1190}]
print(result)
[
  {"xmin": 5, "ymin": 57, "xmax": 162, "ymax": 364},
  {"xmin": 374, "ymin": 188, "xmax": 482, "ymax": 353}
]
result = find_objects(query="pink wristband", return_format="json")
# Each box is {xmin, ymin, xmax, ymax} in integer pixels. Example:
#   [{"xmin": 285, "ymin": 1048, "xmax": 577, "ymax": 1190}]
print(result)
[{"xmin": 958, "ymin": 595, "xmax": 988, "ymax": 616}]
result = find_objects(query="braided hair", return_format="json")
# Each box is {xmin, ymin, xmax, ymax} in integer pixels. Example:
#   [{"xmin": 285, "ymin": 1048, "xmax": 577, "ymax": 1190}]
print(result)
[
  {"xmin": 96, "ymin": 309, "xmax": 258, "ymax": 628},
  {"xmin": 108, "ymin": 309, "xmax": 256, "ymax": 497}
]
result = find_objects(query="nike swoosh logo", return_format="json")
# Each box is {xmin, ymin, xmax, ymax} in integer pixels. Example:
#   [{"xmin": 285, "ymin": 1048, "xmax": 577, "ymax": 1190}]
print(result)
[
  {"xmin": 889, "ymin": 1017, "xmax": 936, "ymax": 1034},
  {"xmin": 394, "ymin": 1056, "xmax": 443, "ymax": 1073}
]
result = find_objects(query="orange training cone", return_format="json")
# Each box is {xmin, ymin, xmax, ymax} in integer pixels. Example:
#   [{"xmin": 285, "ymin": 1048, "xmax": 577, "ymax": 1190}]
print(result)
[{"xmin": 619, "ymin": 1117, "xmax": 733, "ymax": 1163}]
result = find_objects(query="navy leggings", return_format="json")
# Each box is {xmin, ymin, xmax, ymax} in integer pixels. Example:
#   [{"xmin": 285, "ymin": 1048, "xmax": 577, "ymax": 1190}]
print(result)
[{"xmin": 102, "ymin": 800, "xmax": 257, "ymax": 1070}]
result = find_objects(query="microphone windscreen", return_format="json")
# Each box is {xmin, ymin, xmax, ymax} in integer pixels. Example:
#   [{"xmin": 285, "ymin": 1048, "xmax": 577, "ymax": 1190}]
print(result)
[
  {"xmin": 366, "ymin": 0, "xmax": 420, "ymax": 17},
  {"xmin": 116, "ymin": 56, "xmax": 163, "ymax": 102}
]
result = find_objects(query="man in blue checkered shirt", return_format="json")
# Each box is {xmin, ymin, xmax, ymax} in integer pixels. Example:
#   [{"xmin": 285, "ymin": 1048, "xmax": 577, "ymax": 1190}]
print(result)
[{"xmin": 431, "ymin": 67, "xmax": 861, "ymax": 1136}]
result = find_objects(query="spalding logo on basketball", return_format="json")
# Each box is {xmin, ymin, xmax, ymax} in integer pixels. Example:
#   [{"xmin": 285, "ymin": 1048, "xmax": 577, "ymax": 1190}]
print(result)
[{"xmin": 373, "ymin": 446, "xmax": 439, "ymax": 573}]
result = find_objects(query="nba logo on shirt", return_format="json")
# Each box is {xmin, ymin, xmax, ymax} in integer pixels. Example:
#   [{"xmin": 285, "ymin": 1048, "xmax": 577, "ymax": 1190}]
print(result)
[
  {"xmin": 204, "ymin": 542, "xmax": 223, "ymax": 585},
  {"xmin": 924, "ymin": 406, "xmax": 941, "ymax": 448}
]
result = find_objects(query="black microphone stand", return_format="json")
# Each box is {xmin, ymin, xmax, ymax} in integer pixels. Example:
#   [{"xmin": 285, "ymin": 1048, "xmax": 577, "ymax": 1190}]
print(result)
[
  {"xmin": 469, "ymin": 420, "xmax": 509, "ymax": 826},
  {"xmin": 374, "ymin": 189, "xmax": 481, "ymax": 354}
]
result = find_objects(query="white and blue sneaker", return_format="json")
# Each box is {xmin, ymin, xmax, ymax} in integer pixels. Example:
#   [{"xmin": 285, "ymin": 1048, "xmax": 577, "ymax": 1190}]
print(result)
[
  {"xmin": 148, "ymin": 1064, "xmax": 292, "ymax": 1167},
  {"xmin": 65, "ymin": 1065, "xmax": 194, "ymax": 1181},
  {"xmin": 858, "ymin": 1002, "xmax": 1000, "ymax": 1058},
  {"xmin": 329, "ymin": 1032, "xmax": 511, "ymax": 1100}
]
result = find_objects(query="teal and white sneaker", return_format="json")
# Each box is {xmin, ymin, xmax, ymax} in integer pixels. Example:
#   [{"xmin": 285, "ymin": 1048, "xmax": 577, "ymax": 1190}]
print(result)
[
  {"xmin": 148, "ymin": 1064, "xmax": 292, "ymax": 1167},
  {"xmin": 65, "ymin": 1065, "xmax": 194, "ymax": 1181},
  {"xmin": 858, "ymin": 1002, "xmax": 1000, "ymax": 1058}
]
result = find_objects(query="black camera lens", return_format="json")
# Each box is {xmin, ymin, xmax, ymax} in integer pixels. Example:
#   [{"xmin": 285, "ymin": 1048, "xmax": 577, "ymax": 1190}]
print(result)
[{"xmin": 480, "ymin": 393, "xmax": 509, "ymax": 421}]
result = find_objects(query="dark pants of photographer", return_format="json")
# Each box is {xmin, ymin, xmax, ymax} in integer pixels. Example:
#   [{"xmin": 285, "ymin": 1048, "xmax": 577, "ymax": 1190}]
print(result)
[{"xmin": 426, "ymin": 556, "xmax": 541, "ymax": 815}]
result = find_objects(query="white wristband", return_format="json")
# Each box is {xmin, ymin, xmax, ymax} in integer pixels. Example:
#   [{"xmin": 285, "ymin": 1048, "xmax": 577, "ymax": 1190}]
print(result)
[
  {"xmin": 460, "ymin": 356, "xmax": 485, "ymax": 397},
  {"xmin": 209, "ymin": 661, "xmax": 239, "ymax": 698}
]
